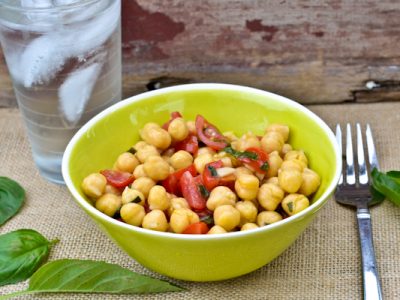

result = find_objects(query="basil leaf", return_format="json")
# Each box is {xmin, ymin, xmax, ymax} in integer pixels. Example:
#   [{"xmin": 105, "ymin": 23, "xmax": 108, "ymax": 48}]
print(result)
[
  {"xmin": 260, "ymin": 161, "xmax": 269, "ymax": 172},
  {"xmin": 223, "ymin": 146, "xmax": 258, "ymax": 160},
  {"xmin": 371, "ymin": 168, "xmax": 400, "ymax": 206},
  {"xmin": 0, "ymin": 259, "xmax": 184, "ymax": 299},
  {"xmin": 199, "ymin": 214, "xmax": 214, "ymax": 226},
  {"xmin": 0, "ymin": 177, "xmax": 25, "ymax": 225},
  {"xmin": 369, "ymin": 185, "xmax": 386, "ymax": 206},
  {"xmin": 207, "ymin": 165, "xmax": 218, "ymax": 177},
  {"xmin": 198, "ymin": 185, "xmax": 210, "ymax": 198},
  {"xmin": 0, "ymin": 229, "xmax": 57, "ymax": 287}
]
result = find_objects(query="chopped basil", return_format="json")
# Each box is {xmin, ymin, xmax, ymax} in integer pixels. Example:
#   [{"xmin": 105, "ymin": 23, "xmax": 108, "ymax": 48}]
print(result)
[
  {"xmin": 198, "ymin": 185, "xmax": 210, "ymax": 198},
  {"xmin": 127, "ymin": 147, "xmax": 137, "ymax": 154},
  {"xmin": 287, "ymin": 202, "xmax": 294, "ymax": 213},
  {"xmin": 260, "ymin": 161, "xmax": 269, "ymax": 172},
  {"xmin": 207, "ymin": 165, "xmax": 218, "ymax": 177},
  {"xmin": 223, "ymin": 146, "xmax": 258, "ymax": 160},
  {"xmin": 199, "ymin": 214, "xmax": 214, "ymax": 226},
  {"xmin": 132, "ymin": 196, "xmax": 142, "ymax": 203},
  {"xmin": 371, "ymin": 168, "xmax": 400, "ymax": 206}
]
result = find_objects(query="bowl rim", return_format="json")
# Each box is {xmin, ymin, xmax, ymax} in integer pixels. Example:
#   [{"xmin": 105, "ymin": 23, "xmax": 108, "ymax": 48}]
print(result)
[{"xmin": 62, "ymin": 83, "xmax": 342, "ymax": 240}]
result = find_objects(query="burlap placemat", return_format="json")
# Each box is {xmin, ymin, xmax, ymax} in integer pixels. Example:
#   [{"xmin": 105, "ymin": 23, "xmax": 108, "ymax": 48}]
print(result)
[{"xmin": 0, "ymin": 103, "xmax": 399, "ymax": 300}]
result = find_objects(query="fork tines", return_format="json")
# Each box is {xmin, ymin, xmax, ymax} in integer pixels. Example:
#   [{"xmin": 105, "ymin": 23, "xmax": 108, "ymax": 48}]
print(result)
[{"xmin": 335, "ymin": 123, "xmax": 379, "ymax": 186}]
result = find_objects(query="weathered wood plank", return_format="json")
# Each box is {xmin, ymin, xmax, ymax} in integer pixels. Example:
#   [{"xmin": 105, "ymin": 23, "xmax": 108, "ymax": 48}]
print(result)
[{"xmin": 1, "ymin": 0, "xmax": 400, "ymax": 107}]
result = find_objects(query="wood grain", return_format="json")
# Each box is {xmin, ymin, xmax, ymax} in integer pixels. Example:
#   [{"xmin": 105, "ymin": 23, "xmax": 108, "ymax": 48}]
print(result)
[{"xmin": 1, "ymin": 0, "xmax": 400, "ymax": 107}]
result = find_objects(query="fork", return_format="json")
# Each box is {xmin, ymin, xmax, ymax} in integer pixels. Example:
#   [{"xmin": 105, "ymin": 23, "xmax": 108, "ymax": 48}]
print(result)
[{"xmin": 335, "ymin": 123, "xmax": 383, "ymax": 300}]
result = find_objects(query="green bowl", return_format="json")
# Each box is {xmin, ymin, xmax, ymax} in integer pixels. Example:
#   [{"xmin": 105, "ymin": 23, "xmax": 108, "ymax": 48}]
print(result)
[{"xmin": 62, "ymin": 83, "xmax": 341, "ymax": 281}]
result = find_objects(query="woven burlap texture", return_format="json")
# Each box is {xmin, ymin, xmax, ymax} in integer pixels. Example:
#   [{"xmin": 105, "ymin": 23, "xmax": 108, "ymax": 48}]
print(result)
[{"xmin": 0, "ymin": 103, "xmax": 399, "ymax": 300}]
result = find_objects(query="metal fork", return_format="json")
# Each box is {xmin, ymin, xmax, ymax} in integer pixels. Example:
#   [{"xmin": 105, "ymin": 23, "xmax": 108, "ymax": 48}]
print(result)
[{"xmin": 335, "ymin": 123, "xmax": 383, "ymax": 300}]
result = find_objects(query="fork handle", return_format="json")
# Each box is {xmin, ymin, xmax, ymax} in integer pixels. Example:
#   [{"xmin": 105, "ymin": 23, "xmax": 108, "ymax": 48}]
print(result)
[{"xmin": 357, "ymin": 208, "xmax": 383, "ymax": 300}]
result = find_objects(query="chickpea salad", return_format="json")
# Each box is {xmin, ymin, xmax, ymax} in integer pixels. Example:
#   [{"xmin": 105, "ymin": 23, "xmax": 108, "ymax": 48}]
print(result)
[{"xmin": 81, "ymin": 112, "xmax": 321, "ymax": 234}]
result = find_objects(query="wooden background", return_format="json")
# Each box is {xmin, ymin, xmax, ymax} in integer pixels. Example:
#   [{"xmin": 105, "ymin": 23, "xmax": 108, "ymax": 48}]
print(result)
[{"xmin": 1, "ymin": 0, "xmax": 399, "ymax": 107}]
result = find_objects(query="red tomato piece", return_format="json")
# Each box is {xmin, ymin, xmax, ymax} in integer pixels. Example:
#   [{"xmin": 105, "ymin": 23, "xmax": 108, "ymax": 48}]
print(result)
[
  {"xmin": 180, "ymin": 171, "xmax": 206, "ymax": 211},
  {"xmin": 161, "ymin": 164, "xmax": 197, "ymax": 195},
  {"xmin": 182, "ymin": 222, "xmax": 209, "ymax": 234},
  {"xmin": 162, "ymin": 111, "xmax": 183, "ymax": 130},
  {"xmin": 202, "ymin": 160, "xmax": 224, "ymax": 191},
  {"xmin": 238, "ymin": 147, "xmax": 269, "ymax": 174},
  {"xmin": 195, "ymin": 115, "xmax": 229, "ymax": 150},
  {"xmin": 174, "ymin": 134, "xmax": 199, "ymax": 155},
  {"xmin": 100, "ymin": 170, "xmax": 134, "ymax": 188}
]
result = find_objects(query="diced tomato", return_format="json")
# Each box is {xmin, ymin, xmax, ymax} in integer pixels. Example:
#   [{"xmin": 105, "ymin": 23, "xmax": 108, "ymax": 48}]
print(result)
[
  {"xmin": 100, "ymin": 170, "xmax": 134, "ymax": 188},
  {"xmin": 202, "ymin": 160, "xmax": 224, "ymax": 190},
  {"xmin": 162, "ymin": 111, "xmax": 183, "ymax": 130},
  {"xmin": 180, "ymin": 171, "xmax": 207, "ymax": 211},
  {"xmin": 237, "ymin": 147, "xmax": 269, "ymax": 174},
  {"xmin": 161, "ymin": 164, "xmax": 197, "ymax": 195},
  {"xmin": 219, "ymin": 173, "xmax": 236, "ymax": 190},
  {"xmin": 182, "ymin": 222, "xmax": 209, "ymax": 234},
  {"xmin": 195, "ymin": 115, "xmax": 229, "ymax": 150},
  {"xmin": 174, "ymin": 134, "xmax": 199, "ymax": 155}
]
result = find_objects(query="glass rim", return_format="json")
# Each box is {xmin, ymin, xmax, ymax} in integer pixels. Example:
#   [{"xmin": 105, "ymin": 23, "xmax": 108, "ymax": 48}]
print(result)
[{"xmin": 0, "ymin": 0, "xmax": 103, "ymax": 13}]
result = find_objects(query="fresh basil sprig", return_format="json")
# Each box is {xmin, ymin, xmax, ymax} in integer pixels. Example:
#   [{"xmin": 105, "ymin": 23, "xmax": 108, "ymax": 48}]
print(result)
[
  {"xmin": 0, "ymin": 229, "xmax": 58, "ymax": 287},
  {"xmin": 0, "ymin": 259, "xmax": 184, "ymax": 299},
  {"xmin": 0, "ymin": 177, "xmax": 25, "ymax": 225},
  {"xmin": 371, "ymin": 168, "xmax": 400, "ymax": 206}
]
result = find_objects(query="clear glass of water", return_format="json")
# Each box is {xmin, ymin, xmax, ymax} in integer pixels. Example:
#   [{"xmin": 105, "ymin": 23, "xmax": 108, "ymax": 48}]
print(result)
[{"xmin": 0, "ymin": 0, "xmax": 122, "ymax": 184}]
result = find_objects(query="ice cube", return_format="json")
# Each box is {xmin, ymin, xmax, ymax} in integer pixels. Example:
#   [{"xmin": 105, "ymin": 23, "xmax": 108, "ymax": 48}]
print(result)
[{"xmin": 58, "ymin": 61, "xmax": 103, "ymax": 127}]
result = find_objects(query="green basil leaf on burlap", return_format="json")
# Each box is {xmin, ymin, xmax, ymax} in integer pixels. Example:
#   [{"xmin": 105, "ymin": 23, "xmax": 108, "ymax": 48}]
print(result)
[
  {"xmin": 0, "ymin": 259, "xmax": 184, "ymax": 299},
  {"xmin": 0, "ymin": 229, "xmax": 57, "ymax": 287},
  {"xmin": 0, "ymin": 177, "xmax": 25, "ymax": 225}
]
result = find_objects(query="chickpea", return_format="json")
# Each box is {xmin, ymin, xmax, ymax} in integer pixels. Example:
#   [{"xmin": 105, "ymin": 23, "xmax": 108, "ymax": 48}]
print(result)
[
  {"xmin": 114, "ymin": 152, "xmax": 139, "ymax": 173},
  {"xmin": 257, "ymin": 211, "xmax": 283, "ymax": 226},
  {"xmin": 278, "ymin": 168, "xmax": 303, "ymax": 193},
  {"xmin": 261, "ymin": 131, "xmax": 284, "ymax": 153},
  {"xmin": 167, "ymin": 197, "xmax": 189, "ymax": 216},
  {"xmin": 207, "ymin": 225, "xmax": 227, "ymax": 234},
  {"xmin": 206, "ymin": 186, "xmax": 237, "ymax": 211},
  {"xmin": 265, "ymin": 124, "xmax": 289, "ymax": 142},
  {"xmin": 235, "ymin": 166, "xmax": 253, "ymax": 178},
  {"xmin": 105, "ymin": 184, "xmax": 122, "ymax": 196},
  {"xmin": 281, "ymin": 193, "xmax": 310, "ymax": 216},
  {"xmin": 241, "ymin": 223, "xmax": 259, "ymax": 231},
  {"xmin": 186, "ymin": 120, "xmax": 196, "ymax": 135},
  {"xmin": 257, "ymin": 183, "xmax": 285, "ymax": 211},
  {"xmin": 169, "ymin": 208, "xmax": 200, "ymax": 233},
  {"xmin": 284, "ymin": 150, "xmax": 308, "ymax": 169},
  {"xmin": 213, "ymin": 151, "xmax": 234, "ymax": 167},
  {"xmin": 132, "ymin": 164, "xmax": 147, "ymax": 178},
  {"xmin": 142, "ymin": 210, "xmax": 169, "ymax": 232},
  {"xmin": 235, "ymin": 174, "xmax": 259, "ymax": 200},
  {"xmin": 140, "ymin": 122, "xmax": 171, "ymax": 150},
  {"xmin": 281, "ymin": 143, "xmax": 293, "ymax": 156},
  {"xmin": 265, "ymin": 151, "xmax": 283, "ymax": 178},
  {"xmin": 197, "ymin": 147, "xmax": 216, "ymax": 157},
  {"xmin": 121, "ymin": 187, "xmax": 145, "ymax": 205},
  {"xmin": 235, "ymin": 201, "xmax": 258, "ymax": 225},
  {"xmin": 143, "ymin": 156, "xmax": 170, "ymax": 181},
  {"xmin": 133, "ymin": 141, "xmax": 147, "ymax": 151},
  {"xmin": 223, "ymin": 131, "xmax": 239, "ymax": 142},
  {"xmin": 234, "ymin": 132, "xmax": 261, "ymax": 152},
  {"xmin": 131, "ymin": 177, "xmax": 156, "ymax": 198},
  {"xmin": 120, "ymin": 203, "xmax": 145, "ymax": 226},
  {"xmin": 136, "ymin": 144, "xmax": 160, "ymax": 163},
  {"xmin": 170, "ymin": 150, "xmax": 193, "ymax": 170},
  {"xmin": 280, "ymin": 159, "xmax": 304, "ymax": 172},
  {"xmin": 148, "ymin": 185, "xmax": 170, "ymax": 211},
  {"xmin": 81, "ymin": 173, "xmax": 107, "ymax": 199},
  {"xmin": 162, "ymin": 148, "xmax": 175, "ymax": 157},
  {"xmin": 168, "ymin": 117, "xmax": 189, "ymax": 141},
  {"xmin": 162, "ymin": 155, "xmax": 172, "ymax": 165},
  {"xmin": 298, "ymin": 168, "xmax": 321, "ymax": 196},
  {"xmin": 264, "ymin": 176, "xmax": 279, "ymax": 186},
  {"xmin": 214, "ymin": 205, "xmax": 241, "ymax": 232},
  {"xmin": 194, "ymin": 153, "xmax": 214, "ymax": 173},
  {"xmin": 95, "ymin": 194, "xmax": 122, "ymax": 217}
]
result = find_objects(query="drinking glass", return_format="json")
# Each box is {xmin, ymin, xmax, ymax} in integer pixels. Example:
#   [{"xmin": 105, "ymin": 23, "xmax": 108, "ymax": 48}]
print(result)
[{"xmin": 0, "ymin": 0, "xmax": 122, "ymax": 184}]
